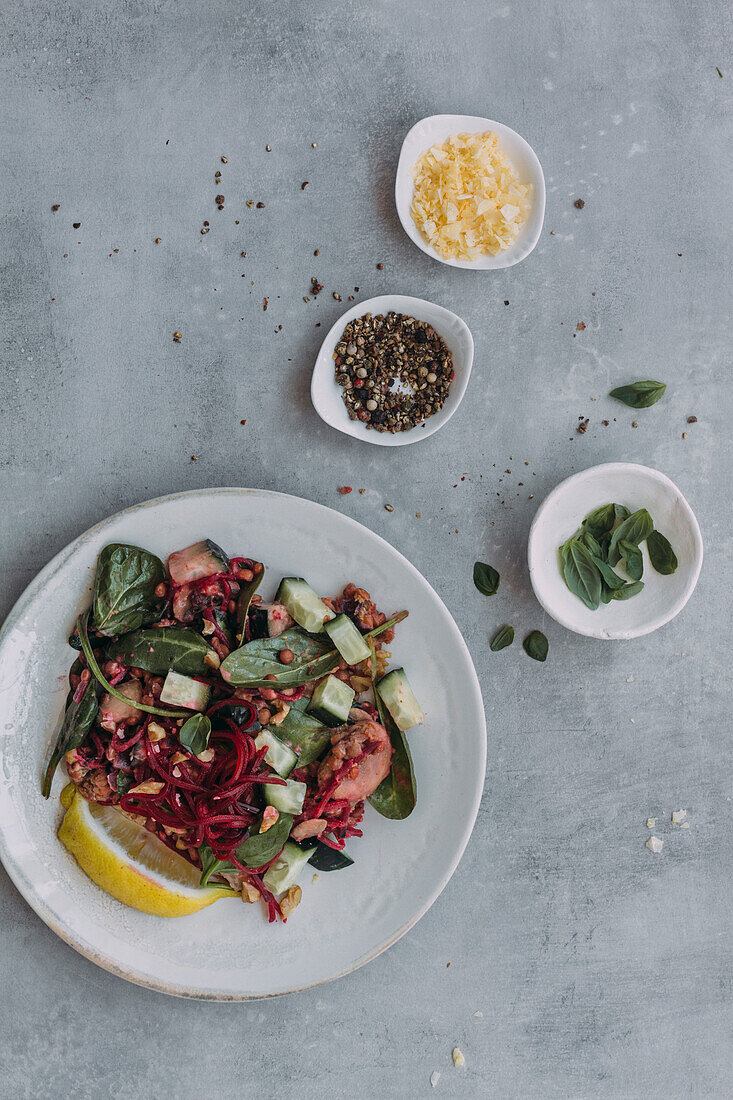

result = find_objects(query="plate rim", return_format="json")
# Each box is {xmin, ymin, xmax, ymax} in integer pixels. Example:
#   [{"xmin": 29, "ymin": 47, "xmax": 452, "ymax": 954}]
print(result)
[{"xmin": 0, "ymin": 486, "xmax": 487, "ymax": 999}]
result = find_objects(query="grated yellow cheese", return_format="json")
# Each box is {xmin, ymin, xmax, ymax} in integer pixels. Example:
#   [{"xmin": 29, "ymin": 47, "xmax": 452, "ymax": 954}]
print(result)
[{"xmin": 410, "ymin": 132, "xmax": 531, "ymax": 261}]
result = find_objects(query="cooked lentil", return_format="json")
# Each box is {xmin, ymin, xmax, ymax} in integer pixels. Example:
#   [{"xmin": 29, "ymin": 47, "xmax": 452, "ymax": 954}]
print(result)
[{"xmin": 333, "ymin": 311, "xmax": 454, "ymax": 433}]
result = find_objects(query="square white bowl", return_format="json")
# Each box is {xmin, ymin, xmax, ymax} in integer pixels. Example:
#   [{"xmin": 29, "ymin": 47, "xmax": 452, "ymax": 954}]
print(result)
[
  {"xmin": 310, "ymin": 294, "xmax": 474, "ymax": 447},
  {"xmin": 395, "ymin": 114, "xmax": 546, "ymax": 270},
  {"xmin": 527, "ymin": 463, "xmax": 703, "ymax": 640}
]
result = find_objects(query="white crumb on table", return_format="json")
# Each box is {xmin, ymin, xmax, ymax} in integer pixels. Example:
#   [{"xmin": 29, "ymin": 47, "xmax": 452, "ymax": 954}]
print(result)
[
  {"xmin": 430, "ymin": 1071, "xmax": 441, "ymax": 1087},
  {"xmin": 671, "ymin": 809, "xmax": 687, "ymax": 824},
  {"xmin": 472, "ymin": 1010, "xmax": 483, "ymax": 1018},
  {"xmin": 452, "ymin": 1047, "xmax": 465, "ymax": 1067},
  {"xmin": 681, "ymin": 822, "xmax": 690, "ymax": 829},
  {"xmin": 645, "ymin": 836, "xmax": 664, "ymax": 853},
  {"xmin": 646, "ymin": 818, "xmax": 657, "ymax": 828}
]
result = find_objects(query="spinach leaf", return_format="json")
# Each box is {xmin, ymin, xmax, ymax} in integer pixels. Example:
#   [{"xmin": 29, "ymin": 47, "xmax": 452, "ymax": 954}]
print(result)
[
  {"xmin": 581, "ymin": 503, "xmax": 616, "ymax": 538},
  {"xmin": 490, "ymin": 625, "xmax": 514, "ymax": 651},
  {"xmin": 92, "ymin": 544, "xmax": 167, "ymax": 637},
  {"xmin": 600, "ymin": 584, "xmax": 614, "ymax": 604},
  {"xmin": 611, "ymin": 580, "xmax": 645, "ymax": 600},
  {"xmin": 473, "ymin": 562, "xmax": 500, "ymax": 597},
  {"xmin": 588, "ymin": 553, "xmax": 627, "ymax": 591},
  {"xmin": 609, "ymin": 380, "xmax": 666, "ymax": 408},
  {"xmin": 77, "ymin": 612, "xmax": 189, "ymax": 718},
  {"xmin": 523, "ymin": 631, "xmax": 548, "ymax": 662},
  {"xmin": 235, "ymin": 565, "xmax": 264, "ymax": 645},
  {"xmin": 608, "ymin": 509, "xmax": 653, "ymax": 566},
  {"xmin": 561, "ymin": 539, "xmax": 602, "ymax": 610},
  {"xmin": 368, "ymin": 687, "xmax": 416, "ymax": 820},
  {"xmin": 269, "ymin": 697, "xmax": 331, "ymax": 765},
  {"xmin": 221, "ymin": 611, "xmax": 407, "ymax": 688},
  {"xmin": 308, "ymin": 845, "xmax": 354, "ymax": 872},
  {"xmin": 41, "ymin": 676, "xmax": 102, "ymax": 797},
  {"xmin": 618, "ymin": 539, "xmax": 643, "ymax": 581},
  {"xmin": 199, "ymin": 843, "xmax": 231, "ymax": 887},
  {"xmin": 647, "ymin": 530, "xmax": 678, "ymax": 575},
  {"xmin": 179, "ymin": 713, "xmax": 211, "ymax": 755},
  {"xmin": 235, "ymin": 812, "xmax": 294, "ymax": 867},
  {"xmin": 106, "ymin": 627, "xmax": 214, "ymax": 676}
]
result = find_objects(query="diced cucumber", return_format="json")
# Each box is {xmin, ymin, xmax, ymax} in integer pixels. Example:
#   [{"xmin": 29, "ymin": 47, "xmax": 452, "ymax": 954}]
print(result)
[
  {"xmin": 159, "ymin": 671, "xmax": 211, "ymax": 712},
  {"xmin": 307, "ymin": 675, "xmax": 355, "ymax": 727},
  {"xmin": 324, "ymin": 613, "xmax": 371, "ymax": 666},
  {"xmin": 264, "ymin": 778, "xmax": 307, "ymax": 815},
  {"xmin": 167, "ymin": 539, "xmax": 229, "ymax": 584},
  {"xmin": 275, "ymin": 577, "xmax": 335, "ymax": 634},
  {"xmin": 254, "ymin": 730, "xmax": 298, "ymax": 778},
  {"xmin": 262, "ymin": 841, "xmax": 312, "ymax": 895},
  {"xmin": 376, "ymin": 668, "xmax": 423, "ymax": 730},
  {"xmin": 249, "ymin": 602, "xmax": 294, "ymax": 639}
]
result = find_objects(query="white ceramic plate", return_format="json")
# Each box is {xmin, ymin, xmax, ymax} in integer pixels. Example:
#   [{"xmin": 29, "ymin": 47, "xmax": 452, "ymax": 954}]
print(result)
[
  {"xmin": 527, "ymin": 463, "xmax": 703, "ymax": 640},
  {"xmin": 395, "ymin": 114, "xmax": 546, "ymax": 270},
  {"xmin": 0, "ymin": 488, "xmax": 486, "ymax": 998},
  {"xmin": 311, "ymin": 295, "xmax": 474, "ymax": 447}
]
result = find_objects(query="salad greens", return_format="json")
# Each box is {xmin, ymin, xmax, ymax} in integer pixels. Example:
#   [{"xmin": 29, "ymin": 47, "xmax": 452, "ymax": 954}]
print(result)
[
  {"xmin": 92, "ymin": 544, "xmax": 167, "ymax": 636},
  {"xmin": 473, "ymin": 562, "xmax": 500, "ymax": 597},
  {"xmin": 105, "ymin": 627, "xmax": 215, "ymax": 676}
]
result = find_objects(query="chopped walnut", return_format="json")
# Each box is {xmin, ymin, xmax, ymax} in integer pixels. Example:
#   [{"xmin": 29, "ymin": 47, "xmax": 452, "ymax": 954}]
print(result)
[{"xmin": 280, "ymin": 884, "xmax": 302, "ymax": 918}]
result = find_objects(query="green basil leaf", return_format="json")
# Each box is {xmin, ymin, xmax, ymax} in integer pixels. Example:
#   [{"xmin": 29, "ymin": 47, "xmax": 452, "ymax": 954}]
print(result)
[
  {"xmin": 608, "ymin": 509, "xmax": 654, "ymax": 566},
  {"xmin": 523, "ymin": 630, "xmax": 548, "ymax": 662},
  {"xmin": 581, "ymin": 530, "xmax": 603, "ymax": 559},
  {"xmin": 609, "ymin": 380, "xmax": 667, "ymax": 408},
  {"xmin": 581, "ymin": 503, "xmax": 616, "ymax": 538},
  {"xmin": 490, "ymin": 625, "xmax": 514, "ymax": 651},
  {"xmin": 611, "ymin": 580, "xmax": 645, "ymax": 600},
  {"xmin": 235, "ymin": 564, "xmax": 264, "ymax": 645},
  {"xmin": 600, "ymin": 583, "xmax": 614, "ymax": 604},
  {"xmin": 92, "ymin": 544, "xmax": 167, "ymax": 637},
  {"xmin": 561, "ymin": 539, "xmax": 602, "ymax": 610},
  {"xmin": 106, "ymin": 627, "xmax": 215, "ymax": 676},
  {"xmin": 368, "ymin": 688, "xmax": 417, "ymax": 820},
  {"xmin": 588, "ymin": 554, "xmax": 627, "ymax": 590},
  {"xmin": 614, "ymin": 504, "xmax": 630, "ymax": 521},
  {"xmin": 647, "ymin": 530, "xmax": 678, "ymax": 575},
  {"xmin": 221, "ymin": 611, "xmax": 406, "ymax": 688},
  {"xmin": 473, "ymin": 562, "xmax": 500, "ymax": 597},
  {"xmin": 198, "ymin": 843, "xmax": 233, "ymax": 887},
  {"xmin": 235, "ymin": 812, "xmax": 294, "ymax": 867},
  {"xmin": 267, "ymin": 696, "xmax": 331, "ymax": 766},
  {"xmin": 179, "ymin": 713, "xmax": 211, "ymax": 755},
  {"xmin": 41, "ymin": 676, "xmax": 102, "ymax": 797},
  {"xmin": 618, "ymin": 539, "xmax": 643, "ymax": 581}
]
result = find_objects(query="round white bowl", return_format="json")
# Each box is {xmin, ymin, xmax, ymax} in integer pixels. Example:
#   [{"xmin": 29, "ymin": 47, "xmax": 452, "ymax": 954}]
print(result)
[
  {"xmin": 310, "ymin": 294, "xmax": 474, "ymax": 447},
  {"xmin": 395, "ymin": 114, "xmax": 546, "ymax": 270},
  {"xmin": 527, "ymin": 463, "xmax": 703, "ymax": 640}
]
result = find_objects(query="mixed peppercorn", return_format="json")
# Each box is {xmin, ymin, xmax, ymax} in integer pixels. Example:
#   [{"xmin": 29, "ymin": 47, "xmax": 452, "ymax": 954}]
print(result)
[{"xmin": 333, "ymin": 312, "xmax": 454, "ymax": 433}]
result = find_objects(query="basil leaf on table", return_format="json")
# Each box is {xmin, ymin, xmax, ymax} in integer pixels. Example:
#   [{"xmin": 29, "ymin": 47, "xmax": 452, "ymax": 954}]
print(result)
[
  {"xmin": 41, "ymin": 676, "xmax": 102, "ymax": 797},
  {"xmin": 490, "ymin": 625, "xmax": 514, "ymax": 652},
  {"xmin": 523, "ymin": 631, "xmax": 548, "ymax": 662},
  {"xmin": 473, "ymin": 562, "xmax": 500, "ymax": 597},
  {"xmin": 647, "ymin": 530, "xmax": 678, "ymax": 575},
  {"xmin": 608, "ymin": 509, "xmax": 653, "ymax": 566},
  {"xmin": 235, "ymin": 564, "xmax": 264, "ymax": 646},
  {"xmin": 611, "ymin": 580, "xmax": 645, "ymax": 600},
  {"xmin": 368, "ymin": 687, "xmax": 417, "ymax": 821},
  {"xmin": 609, "ymin": 380, "xmax": 667, "ymax": 408},
  {"xmin": 561, "ymin": 539, "xmax": 602, "ymax": 610},
  {"xmin": 179, "ymin": 713, "xmax": 211, "ymax": 755},
  {"xmin": 92, "ymin": 543, "xmax": 167, "ymax": 637},
  {"xmin": 221, "ymin": 611, "xmax": 406, "ymax": 688},
  {"xmin": 106, "ymin": 627, "xmax": 215, "ymax": 676},
  {"xmin": 618, "ymin": 539, "xmax": 644, "ymax": 582},
  {"xmin": 581, "ymin": 503, "xmax": 617, "ymax": 539},
  {"xmin": 268, "ymin": 696, "xmax": 331, "ymax": 766}
]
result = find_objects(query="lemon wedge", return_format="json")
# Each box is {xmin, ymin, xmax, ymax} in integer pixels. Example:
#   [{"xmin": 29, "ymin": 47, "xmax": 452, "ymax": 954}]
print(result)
[{"xmin": 58, "ymin": 785, "xmax": 233, "ymax": 916}]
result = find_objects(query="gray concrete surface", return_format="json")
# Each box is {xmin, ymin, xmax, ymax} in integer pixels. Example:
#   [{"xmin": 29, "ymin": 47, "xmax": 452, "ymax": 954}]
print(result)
[{"xmin": 1, "ymin": 0, "xmax": 732, "ymax": 1096}]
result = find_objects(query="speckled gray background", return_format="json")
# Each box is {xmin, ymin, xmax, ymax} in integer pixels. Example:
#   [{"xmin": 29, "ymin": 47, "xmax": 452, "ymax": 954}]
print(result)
[{"xmin": 1, "ymin": 0, "xmax": 732, "ymax": 1096}]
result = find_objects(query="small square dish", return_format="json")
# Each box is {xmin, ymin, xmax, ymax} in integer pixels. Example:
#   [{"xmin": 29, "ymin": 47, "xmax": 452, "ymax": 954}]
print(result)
[
  {"xmin": 395, "ymin": 114, "xmax": 545, "ymax": 270},
  {"xmin": 310, "ymin": 294, "xmax": 474, "ymax": 447}
]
